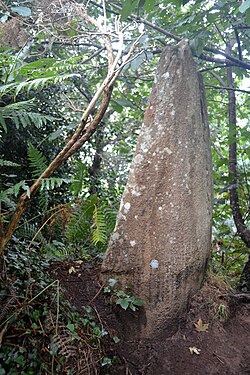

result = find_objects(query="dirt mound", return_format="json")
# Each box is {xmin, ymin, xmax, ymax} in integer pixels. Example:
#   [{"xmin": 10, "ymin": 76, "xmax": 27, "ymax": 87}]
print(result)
[{"xmin": 54, "ymin": 261, "xmax": 250, "ymax": 375}]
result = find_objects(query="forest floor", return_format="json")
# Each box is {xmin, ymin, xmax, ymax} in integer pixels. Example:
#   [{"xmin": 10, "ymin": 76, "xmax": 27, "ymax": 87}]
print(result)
[{"xmin": 53, "ymin": 260, "xmax": 250, "ymax": 375}]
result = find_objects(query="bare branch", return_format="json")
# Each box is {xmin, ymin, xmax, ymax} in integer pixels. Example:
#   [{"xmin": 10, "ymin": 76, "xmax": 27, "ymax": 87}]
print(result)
[
  {"xmin": 209, "ymin": 71, "xmax": 227, "ymax": 87},
  {"xmin": 105, "ymin": 1, "xmax": 250, "ymax": 70},
  {"xmin": 0, "ymin": 7, "xmax": 142, "ymax": 254},
  {"xmin": 205, "ymin": 84, "xmax": 250, "ymax": 95},
  {"xmin": 234, "ymin": 28, "xmax": 243, "ymax": 61}
]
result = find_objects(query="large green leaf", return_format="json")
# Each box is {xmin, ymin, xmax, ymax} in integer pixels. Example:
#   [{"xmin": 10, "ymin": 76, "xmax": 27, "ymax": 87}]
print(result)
[
  {"xmin": 121, "ymin": 0, "xmax": 138, "ymax": 19},
  {"xmin": 143, "ymin": 0, "xmax": 157, "ymax": 12}
]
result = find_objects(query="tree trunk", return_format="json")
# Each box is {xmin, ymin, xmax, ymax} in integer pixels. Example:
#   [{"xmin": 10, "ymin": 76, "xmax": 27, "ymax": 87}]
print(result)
[{"xmin": 226, "ymin": 43, "xmax": 250, "ymax": 290}]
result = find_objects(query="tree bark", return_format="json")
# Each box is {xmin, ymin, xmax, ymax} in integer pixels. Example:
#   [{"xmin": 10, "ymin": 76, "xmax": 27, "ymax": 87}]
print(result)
[{"xmin": 226, "ymin": 43, "xmax": 250, "ymax": 289}]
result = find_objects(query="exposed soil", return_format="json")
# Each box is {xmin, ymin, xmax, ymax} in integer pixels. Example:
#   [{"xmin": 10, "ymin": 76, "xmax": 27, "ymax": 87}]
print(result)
[{"xmin": 53, "ymin": 260, "xmax": 250, "ymax": 375}]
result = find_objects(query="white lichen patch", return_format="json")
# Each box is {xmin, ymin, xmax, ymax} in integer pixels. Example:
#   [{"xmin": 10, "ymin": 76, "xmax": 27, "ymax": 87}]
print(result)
[
  {"xmin": 140, "ymin": 143, "xmax": 148, "ymax": 153},
  {"xmin": 130, "ymin": 240, "xmax": 136, "ymax": 247},
  {"xmin": 111, "ymin": 232, "xmax": 120, "ymax": 241},
  {"xmin": 150, "ymin": 259, "xmax": 159, "ymax": 269},
  {"xmin": 162, "ymin": 71, "xmax": 170, "ymax": 79},
  {"xmin": 132, "ymin": 190, "xmax": 141, "ymax": 197},
  {"xmin": 163, "ymin": 147, "xmax": 173, "ymax": 155},
  {"xmin": 134, "ymin": 154, "xmax": 144, "ymax": 164},
  {"xmin": 124, "ymin": 202, "xmax": 131, "ymax": 214}
]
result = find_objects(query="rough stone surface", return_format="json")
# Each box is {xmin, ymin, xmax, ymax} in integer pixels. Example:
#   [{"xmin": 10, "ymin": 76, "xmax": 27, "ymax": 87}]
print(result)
[{"xmin": 101, "ymin": 40, "xmax": 213, "ymax": 338}]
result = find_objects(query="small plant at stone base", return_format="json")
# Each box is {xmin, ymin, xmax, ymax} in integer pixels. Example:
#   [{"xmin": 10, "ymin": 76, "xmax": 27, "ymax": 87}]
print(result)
[
  {"xmin": 210, "ymin": 301, "xmax": 229, "ymax": 322},
  {"xmin": 0, "ymin": 244, "xmax": 117, "ymax": 375},
  {"xmin": 104, "ymin": 278, "xmax": 144, "ymax": 312}
]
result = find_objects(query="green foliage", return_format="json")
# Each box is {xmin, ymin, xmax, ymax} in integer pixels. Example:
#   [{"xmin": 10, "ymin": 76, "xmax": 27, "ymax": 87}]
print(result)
[
  {"xmin": 27, "ymin": 143, "xmax": 48, "ymax": 179},
  {"xmin": 92, "ymin": 205, "xmax": 107, "ymax": 245},
  {"xmin": 0, "ymin": 180, "xmax": 30, "ymax": 208},
  {"xmin": 104, "ymin": 279, "xmax": 144, "ymax": 312},
  {"xmin": 62, "ymin": 195, "xmax": 117, "ymax": 256},
  {"xmin": 0, "ymin": 243, "xmax": 113, "ymax": 374},
  {"xmin": 210, "ymin": 302, "xmax": 229, "ymax": 322},
  {"xmin": 0, "ymin": 100, "xmax": 57, "ymax": 133},
  {"xmin": 70, "ymin": 161, "xmax": 89, "ymax": 197},
  {"xmin": 0, "ymin": 159, "xmax": 20, "ymax": 167},
  {"xmin": 0, "ymin": 72, "xmax": 81, "ymax": 98}
]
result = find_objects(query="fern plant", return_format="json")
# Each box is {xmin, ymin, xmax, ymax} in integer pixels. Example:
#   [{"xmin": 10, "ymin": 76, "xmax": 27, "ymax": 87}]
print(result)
[
  {"xmin": 0, "ymin": 159, "xmax": 20, "ymax": 167},
  {"xmin": 27, "ymin": 143, "xmax": 48, "ymax": 178},
  {"xmin": 62, "ymin": 195, "xmax": 117, "ymax": 256},
  {"xmin": 92, "ymin": 205, "xmax": 107, "ymax": 245},
  {"xmin": 0, "ymin": 100, "xmax": 57, "ymax": 133},
  {"xmin": 27, "ymin": 143, "xmax": 49, "ymax": 212}
]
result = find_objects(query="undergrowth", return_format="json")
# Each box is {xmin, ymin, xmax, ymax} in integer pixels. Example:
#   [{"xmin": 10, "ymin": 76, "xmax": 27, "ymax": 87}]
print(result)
[{"xmin": 0, "ymin": 241, "xmax": 114, "ymax": 375}]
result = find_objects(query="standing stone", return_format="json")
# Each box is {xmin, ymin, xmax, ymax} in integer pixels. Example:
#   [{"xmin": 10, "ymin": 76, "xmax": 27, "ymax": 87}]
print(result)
[{"xmin": 101, "ymin": 40, "xmax": 213, "ymax": 338}]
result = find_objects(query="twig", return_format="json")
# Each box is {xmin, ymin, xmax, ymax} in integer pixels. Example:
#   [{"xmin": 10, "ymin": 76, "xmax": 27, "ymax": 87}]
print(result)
[
  {"xmin": 28, "ymin": 208, "xmax": 64, "ymax": 249},
  {"xmin": 213, "ymin": 352, "xmax": 225, "ymax": 364},
  {"xmin": 88, "ymin": 284, "xmax": 104, "ymax": 305},
  {"xmin": 205, "ymin": 85, "xmax": 250, "ymax": 95},
  {"xmin": 209, "ymin": 71, "xmax": 227, "ymax": 87},
  {"xmin": 92, "ymin": 305, "xmax": 104, "ymax": 332},
  {"xmin": 199, "ymin": 64, "xmax": 228, "ymax": 72},
  {"xmin": 107, "ymin": 1, "xmax": 250, "ymax": 70}
]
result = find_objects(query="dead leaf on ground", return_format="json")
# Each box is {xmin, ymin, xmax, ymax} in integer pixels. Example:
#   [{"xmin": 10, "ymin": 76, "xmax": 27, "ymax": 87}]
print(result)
[
  {"xmin": 68, "ymin": 266, "xmax": 76, "ymax": 274},
  {"xmin": 0, "ymin": 323, "xmax": 8, "ymax": 348},
  {"xmin": 189, "ymin": 346, "xmax": 201, "ymax": 355},
  {"xmin": 194, "ymin": 318, "xmax": 209, "ymax": 332},
  {"xmin": 75, "ymin": 260, "xmax": 84, "ymax": 265}
]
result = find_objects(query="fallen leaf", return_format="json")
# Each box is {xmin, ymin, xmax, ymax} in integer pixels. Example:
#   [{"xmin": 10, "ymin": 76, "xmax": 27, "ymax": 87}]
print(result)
[
  {"xmin": 68, "ymin": 266, "xmax": 76, "ymax": 274},
  {"xmin": 189, "ymin": 346, "xmax": 201, "ymax": 355},
  {"xmin": 194, "ymin": 318, "xmax": 209, "ymax": 332},
  {"xmin": 0, "ymin": 323, "xmax": 8, "ymax": 348},
  {"xmin": 75, "ymin": 260, "xmax": 84, "ymax": 265}
]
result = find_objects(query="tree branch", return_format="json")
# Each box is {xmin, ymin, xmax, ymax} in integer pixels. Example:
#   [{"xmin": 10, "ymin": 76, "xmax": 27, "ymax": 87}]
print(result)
[
  {"xmin": 0, "ymin": 8, "xmax": 143, "ymax": 254},
  {"xmin": 226, "ymin": 43, "xmax": 250, "ymax": 248},
  {"xmin": 104, "ymin": 1, "xmax": 250, "ymax": 70},
  {"xmin": 205, "ymin": 85, "xmax": 250, "ymax": 95}
]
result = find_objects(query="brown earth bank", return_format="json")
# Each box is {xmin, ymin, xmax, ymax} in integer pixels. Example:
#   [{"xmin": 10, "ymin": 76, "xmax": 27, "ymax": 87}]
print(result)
[{"xmin": 53, "ymin": 260, "xmax": 250, "ymax": 375}]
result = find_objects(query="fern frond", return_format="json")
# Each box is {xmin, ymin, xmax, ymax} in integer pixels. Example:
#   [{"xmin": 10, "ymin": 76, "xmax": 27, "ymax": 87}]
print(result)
[
  {"xmin": 91, "ymin": 205, "xmax": 107, "ymax": 245},
  {"xmin": 64, "ymin": 207, "xmax": 86, "ymax": 244},
  {"xmin": 103, "ymin": 206, "xmax": 117, "ymax": 234},
  {"xmin": 0, "ymin": 181, "xmax": 30, "ymax": 213},
  {"xmin": 38, "ymin": 189, "xmax": 49, "ymax": 213},
  {"xmin": 16, "ymin": 221, "xmax": 45, "ymax": 242},
  {"xmin": 0, "ymin": 180, "xmax": 28, "ymax": 200},
  {"xmin": 0, "ymin": 100, "xmax": 57, "ymax": 132},
  {"xmin": 70, "ymin": 161, "xmax": 88, "ymax": 197},
  {"xmin": 0, "ymin": 195, "xmax": 16, "ymax": 213},
  {"xmin": 0, "ymin": 73, "xmax": 81, "ymax": 97},
  {"xmin": 40, "ymin": 178, "xmax": 70, "ymax": 191},
  {"xmin": 27, "ymin": 144, "xmax": 47, "ymax": 179},
  {"xmin": 51, "ymin": 331, "xmax": 77, "ymax": 361},
  {"xmin": 0, "ymin": 159, "xmax": 20, "ymax": 167}
]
